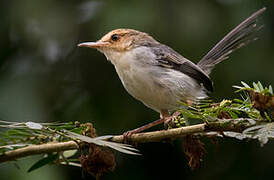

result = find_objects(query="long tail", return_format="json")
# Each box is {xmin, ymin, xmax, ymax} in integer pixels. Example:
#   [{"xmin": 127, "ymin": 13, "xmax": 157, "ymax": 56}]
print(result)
[{"xmin": 197, "ymin": 7, "xmax": 266, "ymax": 75}]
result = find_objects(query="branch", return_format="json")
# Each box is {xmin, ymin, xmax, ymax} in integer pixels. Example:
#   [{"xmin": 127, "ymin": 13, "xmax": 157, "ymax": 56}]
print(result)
[
  {"xmin": 0, "ymin": 118, "xmax": 253, "ymax": 163},
  {"xmin": 0, "ymin": 141, "xmax": 78, "ymax": 163},
  {"xmin": 111, "ymin": 124, "xmax": 206, "ymax": 143},
  {"xmin": 110, "ymin": 118, "xmax": 250, "ymax": 143}
]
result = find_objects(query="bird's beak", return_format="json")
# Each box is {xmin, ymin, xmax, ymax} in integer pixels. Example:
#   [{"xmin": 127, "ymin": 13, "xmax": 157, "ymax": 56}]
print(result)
[{"xmin": 77, "ymin": 41, "xmax": 110, "ymax": 49}]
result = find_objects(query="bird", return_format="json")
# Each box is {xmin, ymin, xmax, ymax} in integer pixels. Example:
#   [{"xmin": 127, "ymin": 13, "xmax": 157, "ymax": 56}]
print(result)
[{"xmin": 78, "ymin": 8, "xmax": 265, "ymax": 136}]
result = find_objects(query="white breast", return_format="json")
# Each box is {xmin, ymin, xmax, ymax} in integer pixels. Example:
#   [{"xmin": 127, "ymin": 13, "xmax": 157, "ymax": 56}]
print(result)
[{"xmin": 104, "ymin": 47, "xmax": 207, "ymax": 112}]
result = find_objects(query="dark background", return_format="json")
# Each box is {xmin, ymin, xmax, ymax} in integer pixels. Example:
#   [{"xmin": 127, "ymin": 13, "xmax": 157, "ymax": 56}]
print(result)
[{"xmin": 0, "ymin": 0, "xmax": 274, "ymax": 180}]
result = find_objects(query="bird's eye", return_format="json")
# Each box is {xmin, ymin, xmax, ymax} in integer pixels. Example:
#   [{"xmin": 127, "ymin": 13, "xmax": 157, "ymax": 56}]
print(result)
[{"xmin": 111, "ymin": 34, "xmax": 119, "ymax": 41}]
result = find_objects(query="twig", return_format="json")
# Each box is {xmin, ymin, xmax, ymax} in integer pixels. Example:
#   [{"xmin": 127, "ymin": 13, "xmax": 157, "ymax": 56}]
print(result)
[
  {"xmin": 0, "ymin": 141, "xmax": 78, "ymax": 163},
  {"xmin": 0, "ymin": 118, "xmax": 254, "ymax": 163}
]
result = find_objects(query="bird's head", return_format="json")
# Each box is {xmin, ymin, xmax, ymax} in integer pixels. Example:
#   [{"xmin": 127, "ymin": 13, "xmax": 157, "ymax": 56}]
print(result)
[{"xmin": 78, "ymin": 29, "xmax": 159, "ymax": 60}]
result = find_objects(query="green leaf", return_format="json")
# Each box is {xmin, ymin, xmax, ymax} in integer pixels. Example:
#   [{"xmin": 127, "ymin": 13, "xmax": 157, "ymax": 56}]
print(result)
[
  {"xmin": 269, "ymin": 85, "xmax": 273, "ymax": 94},
  {"xmin": 6, "ymin": 129, "xmax": 32, "ymax": 137},
  {"xmin": 180, "ymin": 109, "xmax": 201, "ymax": 119},
  {"xmin": 28, "ymin": 153, "xmax": 59, "ymax": 172},
  {"xmin": 232, "ymin": 85, "xmax": 243, "ymax": 89},
  {"xmin": 63, "ymin": 150, "xmax": 78, "ymax": 159},
  {"xmin": 233, "ymin": 98, "xmax": 244, "ymax": 103},
  {"xmin": 228, "ymin": 111, "xmax": 239, "ymax": 119},
  {"xmin": 257, "ymin": 81, "xmax": 264, "ymax": 92},
  {"xmin": 253, "ymin": 82, "xmax": 260, "ymax": 92},
  {"xmin": 70, "ymin": 127, "xmax": 84, "ymax": 134},
  {"xmin": 241, "ymin": 81, "xmax": 251, "ymax": 88},
  {"xmin": 5, "ymin": 129, "xmax": 34, "ymax": 140},
  {"xmin": 54, "ymin": 123, "xmax": 75, "ymax": 131}
]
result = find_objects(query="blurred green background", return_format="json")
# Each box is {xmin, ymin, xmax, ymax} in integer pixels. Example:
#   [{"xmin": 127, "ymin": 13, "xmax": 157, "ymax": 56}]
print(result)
[{"xmin": 0, "ymin": 0, "xmax": 274, "ymax": 179}]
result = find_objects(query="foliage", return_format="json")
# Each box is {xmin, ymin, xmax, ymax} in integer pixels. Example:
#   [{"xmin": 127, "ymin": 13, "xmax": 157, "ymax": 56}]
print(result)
[
  {"xmin": 0, "ymin": 81, "xmax": 273, "ymax": 173},
  {"xmin": 175, "ymin": 81, "xmax": 273, "ymax": 145},
  {"xmin": 0, "ymin": 120, "xmax": 139, "ymax": 173},
  {"xmin": 0, "ymin": 121, "xmax": 78, "ymax": 152}
]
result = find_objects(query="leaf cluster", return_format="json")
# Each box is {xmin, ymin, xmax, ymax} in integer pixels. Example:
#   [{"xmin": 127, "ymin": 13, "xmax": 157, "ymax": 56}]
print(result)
[{"xmin": 176, "ymin": 81, "xmax": 273, "ymax": 145}]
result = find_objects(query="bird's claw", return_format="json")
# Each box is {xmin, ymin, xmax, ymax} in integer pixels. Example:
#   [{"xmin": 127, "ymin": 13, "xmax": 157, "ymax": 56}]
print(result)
[
  {"xmin": 122, "ymin": 130, "xmax": 136, "ymax": 144},
  {"xmin": 164, "ymin": 111, "xmax": 181, "ymax": 128}
]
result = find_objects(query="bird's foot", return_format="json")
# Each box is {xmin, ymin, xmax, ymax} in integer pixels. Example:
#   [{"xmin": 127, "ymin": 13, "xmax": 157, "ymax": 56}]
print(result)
[
  {"xmin": 122, "ymin": 118, "xmax": 166, "ymax": 143},
  {"xmin": 122, "ymin": 129, "xmax": 139, "ymax": 144},
  {"xmin": 122, "ymin": 111, "xmax": 181, "ymax": 142},
  {"xmin": 164, "ymin": 111, "xmax": 181, "ymax": 128}
]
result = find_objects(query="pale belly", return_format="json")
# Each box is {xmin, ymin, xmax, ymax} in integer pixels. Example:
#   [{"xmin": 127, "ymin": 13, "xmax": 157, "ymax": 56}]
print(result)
[
  {"xmin": 114, "ymin": 64, "xmax": 206, "ymax": 112},
  {"xmin": 106, "ymin": 46, "xmax": 207, "ymax": 112}
]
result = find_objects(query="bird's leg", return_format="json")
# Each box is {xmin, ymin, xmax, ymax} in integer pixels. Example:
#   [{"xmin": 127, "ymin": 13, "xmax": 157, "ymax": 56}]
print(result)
[
  {"xmin": 123, "ymin": 118, "xmax": 165, "ymax": 137},
  {"xmin": 164, "ymin": 99, "xmax": 190, "ymax": 126},
  {"xmin": 123, "ymin": 110, "xmax": 182, "ymax": 142},
  {"xmin": 163, "ymin": 111, "xmax": 181, "ymax": 127},
  {"xmin": 123, "ymin": 118, "xmax": 165, "ymax": 143},
  {"xmin": 123, "ymin": 110, "xmax": 170, "ymax": 142}
]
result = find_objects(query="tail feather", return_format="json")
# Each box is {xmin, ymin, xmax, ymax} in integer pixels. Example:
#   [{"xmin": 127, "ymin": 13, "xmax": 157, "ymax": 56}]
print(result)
[{"xmin": 197, "ymin": 7, "xmax": 266, "ymax": 75}]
